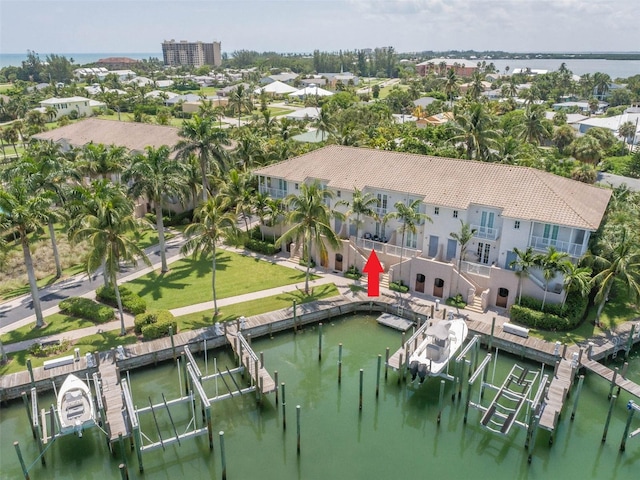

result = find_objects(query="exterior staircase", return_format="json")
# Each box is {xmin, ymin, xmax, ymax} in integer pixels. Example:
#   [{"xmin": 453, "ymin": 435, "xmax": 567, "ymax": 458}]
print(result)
[
  {"xmin": 380, "ymin": 273, "xmax": 390, "ymax": 289},
  {"xmin": 466, "ymin": 295, "xmax": 484, "ymax": 313}
]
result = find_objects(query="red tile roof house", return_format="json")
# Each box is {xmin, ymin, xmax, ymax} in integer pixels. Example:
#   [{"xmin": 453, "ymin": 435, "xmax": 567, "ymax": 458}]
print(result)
[
  {"xmin": 254, "ymin": 145, "xmax": 611, "ymax": 311},
  {"xmin": 416, "ymin": 58, "xmax": 478, "ymax": 77}
]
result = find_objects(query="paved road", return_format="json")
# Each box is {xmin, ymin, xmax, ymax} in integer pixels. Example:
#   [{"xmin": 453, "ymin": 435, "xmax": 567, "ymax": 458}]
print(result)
[{"xmin": 0, "ymin": 234, "xmax": 186, "ymax": 331}]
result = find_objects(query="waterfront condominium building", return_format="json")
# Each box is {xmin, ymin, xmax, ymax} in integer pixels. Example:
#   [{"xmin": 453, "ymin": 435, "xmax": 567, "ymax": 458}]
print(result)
[{"xmin": 162, "ymin": 39, "xmax": 222, "ymax": 67}]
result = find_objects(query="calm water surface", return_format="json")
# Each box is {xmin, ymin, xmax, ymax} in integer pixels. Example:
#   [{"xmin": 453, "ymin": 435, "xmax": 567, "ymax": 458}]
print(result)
[{"xmin": 1, "ymin": 315, "xmax": 638, "ymax": 479}]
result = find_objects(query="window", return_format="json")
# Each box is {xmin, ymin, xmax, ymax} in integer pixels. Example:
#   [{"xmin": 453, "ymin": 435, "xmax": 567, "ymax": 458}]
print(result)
[
  {"xmin": 514, "ymin": 220, "xmax": 520, "ymax": 229},
  {"xmin": 295, "ymin": 183, "xmax": 299, "ymax": 190},
  {"xmin": 337, "ymin": 190, "xmax": 341, "ymax": 198},
  {"xmin": 434, "ymin": 207, "xmax": 439, "ymax": 215},
  {"xmin": 453, "ymin": 210, "xmax": 458, "ymax": 218}
]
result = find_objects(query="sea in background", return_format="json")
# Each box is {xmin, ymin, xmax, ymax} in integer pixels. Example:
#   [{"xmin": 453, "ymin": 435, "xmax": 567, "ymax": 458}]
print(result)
[{"xmin": 1, "ymin": 53, "xmax": 640, "ymax": 79}]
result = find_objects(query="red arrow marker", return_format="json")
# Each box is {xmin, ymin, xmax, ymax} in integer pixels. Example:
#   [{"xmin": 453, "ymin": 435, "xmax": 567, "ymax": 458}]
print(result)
[{"xmin": 362, "ymin": 250, "xmax": 384, "ymax": 297}]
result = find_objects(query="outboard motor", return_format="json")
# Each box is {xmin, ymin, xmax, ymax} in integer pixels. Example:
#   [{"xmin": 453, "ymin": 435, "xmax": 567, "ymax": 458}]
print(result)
[
  {"xmin": 418, "ymin": 364, "xmax": 428, "ymax": 383},
  {"xmin": 409, "ymin": 361, "xmax": 419, "ymax": 381}
]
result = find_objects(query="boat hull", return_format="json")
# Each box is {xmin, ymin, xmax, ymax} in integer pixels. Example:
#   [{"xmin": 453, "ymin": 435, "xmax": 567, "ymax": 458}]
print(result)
[
  {"xmin": 56, "ymin": 374, "xmax": 96, "ymax": 436},
  {"xmin": 409, "ymin": 319, "xmax": 469, "ymax": 380}
]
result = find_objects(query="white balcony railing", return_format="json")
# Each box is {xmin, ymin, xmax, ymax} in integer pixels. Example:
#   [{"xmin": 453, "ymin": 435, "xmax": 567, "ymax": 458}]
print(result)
[
  {"xmin": 260, "ymin": 186, "xmax": 288, "ymax": 199},
  {"xmin": 461, "ymin": 260, "xmax": 492, "ymax": 278},
  {"xmin": 472, "ymin": 224, "xmax": 500, "ymax": 241},
  {"xmin": 353, "ymin": 236, "xmax": 420, "ymax": 259},
  {"xmin": 529, "ymin": 235, "xmax": 584, "ymax": 257}
]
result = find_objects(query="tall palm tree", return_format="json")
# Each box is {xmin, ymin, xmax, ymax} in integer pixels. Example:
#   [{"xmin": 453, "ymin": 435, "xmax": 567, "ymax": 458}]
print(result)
[
  {"xmin": 561, "ymin": 262, "xmax": 592, "ymax": 309},
  {"xmin": 313, "ymin": 109, "xmax": 335, "ymax": 141},
  {"xmin": 0, "ymin": 178, "xmax": 54, "ymax": 328},
  {"xmin": 337, "ymin": 187, "xmax": 379, "ymax": 239},
  {"xmin": 175, "ymin": 115, "xmax": 230, "ymax": 202},
  {"xmin": 588, "ymin": 227, "xmax": 640, "ymax": 326},
  {"xmin": 450, "ymin": 102, "xmax": 500, "ymax": 161},
  {"xmin": 229, "ymin": 84, "xmax": 254, "ymax": 127},
  {"xmin": 443, "ymin": 68, "xmax": 460, "ymax": 106},
  {"xmin": 450, "ymin": 220, "xmax": 477, "ymax": 293},
  {"xmin": 510, "ymin": 246, "xmax": 537, "ymax": 305},
  {"xmin": 534, "ymin": 246, "xmax": 570, "ymax": 311},
  {"xmin": 73, "ymin": 187, "xmax": 150, "ymax": 336},
  {"xmin": 387, "ymin": 199, "xmax": 432, "ymax": 281},
  {"xmin": 517, "ymin": 105, "xmax": 552, "ymax": 145},
  {"xmin": 79, "ymin": 143, "xmax": 127, "ymax": 181},
  {"xmin": 221, "ymin": 169, "xmax": 255, "ymax": 233},
  {"xmin": 123, "ymin": 145, "xmax": 188, "ymax": 273},
  {"xmin": 277, "ymin": 182, "xmax": 340, "ymax": 294},
  {"xmin": 180, "ymin": 196, "xmax": 239, "ymax": 315},
  {"xmin": 593, "ymin": 72, "xmax": 611, "ymax": 100}
]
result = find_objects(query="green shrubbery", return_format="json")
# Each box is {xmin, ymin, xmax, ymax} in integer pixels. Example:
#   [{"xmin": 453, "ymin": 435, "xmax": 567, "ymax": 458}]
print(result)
[
  {"xmin": 446, "ymin": 294, "xmax": 467, "ymax": 308},
  {"xmin": 134, "ymin": 310, "xmax": 177, "ymax": 340},
  {"xmin": 509, "ymin": 293, "xmax": 588, "ymax": 331},
  {"xmin": 96, "ymin": 285, "xmax": 147, "ymax": 315},
  {"xmin": 29, "ymin": 339, "xmax": 70, "ymax": 357},
  {"xmin": 245, "ymin": 238, "xmax": 281, "ymax": 255},
  {"xmin": 389, "ymin": 280, "xmax": 409, "ymax": 293},
  {"xmin": 344, "ymin": 265, "xmax": 362, "ymax": 280},
  {"xmin": 59, "ymin": 297, "xmax": 115, "ymax": 323}
]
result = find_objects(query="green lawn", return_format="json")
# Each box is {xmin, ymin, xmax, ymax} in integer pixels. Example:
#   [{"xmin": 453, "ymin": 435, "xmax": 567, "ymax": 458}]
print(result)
[
  {"xmin": 199, "ymin": 86, "xmax": 218, "ymax": 96},
  {"xmin": 0, "ymin": 313, "xmax": 95, "ymax": 345},
  {"xmin": 175, "ymin": 283, "xmax": 339, "ymax": 330},
  {"xmin": 0, "ymin": 329, "xmax": 137, "ymax": 375},
  {"xmin": 124, "ymin": 250, "xmax": 312, "ymax": 310},
  {"xmin": 267, "ymin": 106, "xmax": 294, "ymax": 116}
]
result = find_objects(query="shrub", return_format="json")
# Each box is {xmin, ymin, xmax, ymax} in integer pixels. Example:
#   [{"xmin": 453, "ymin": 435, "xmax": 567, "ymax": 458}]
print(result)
[
  {"xmin": 344, "ymin": 265, "xmax": 362, "ymax": 280},
  {"xmin": 389, "ymin": 280, "xmax": 409, "ymax": 293},
  {"xmin": 299, "ymin": 258, "xmax": 316, "ymax": 268},
  {"xmin": 245, "ymin": 238, "xmax": 281, "ymax": 255},
  {"xmin": 446, "ymin": 294, "xmax": 466, "ymax": 308},
  {"xmin": 135, "ymin": 310, "xmax": 177, "ymax": 340},
  {"xmin": 29, "ymin": 339, "xmax": 71, "ymax": 357},
  {"xmin": 96, "ymin": 285, "xmax": 147, "ymax": 315},
  {"xmin": 59, "ymin": 297, "xmax": 115, "ymax": 323}
]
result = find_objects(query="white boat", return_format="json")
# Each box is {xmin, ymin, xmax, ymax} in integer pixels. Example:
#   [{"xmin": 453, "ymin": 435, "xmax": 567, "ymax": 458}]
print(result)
[
  {"xmin": 408, "ymin": 319, "xmax": 469, "ymax": 383},
  {"xmin": 56, "ymin": 374, "xmax": 96, "ymax": 436}
]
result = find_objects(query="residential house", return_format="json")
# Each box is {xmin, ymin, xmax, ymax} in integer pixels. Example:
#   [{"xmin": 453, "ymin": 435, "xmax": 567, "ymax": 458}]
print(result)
[
  {"xmin": 254, "ymin": 146, "xmax": 611, "ymax": 311},
  {"xmin": 416, "ymin": 58, "xmax": 477, "ymax": 77},
  {"xmin": 259, "ymin": 72, "xmax": 299, "ymax": 85},
  {"xmin": 552, "ymin": 101, "xmax": 609, "ymax": 114},
  {"xmin": 318, "ymin": 72, "xmax": 359, "ymax": 88},
  {"xmin": 38, "ymin": 96, "xmax": 105, "ymax": 120},
  {"xmin": 576, "ymin": 112, "xmax": 640, "ymax": 145}
]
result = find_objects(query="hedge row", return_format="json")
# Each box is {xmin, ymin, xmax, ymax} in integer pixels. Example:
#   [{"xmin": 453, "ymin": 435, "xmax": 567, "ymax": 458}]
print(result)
[
  {"xmin": 510, "ymin": 293, "xmax": 588, "ymax": 331},
  {"xmin": 96, "ymin": 285, "xmax": 147, "ymax": 315},
  {"xmin": 245, "ymin": 238, "xmax": 281, "ymax": 255},
  {"xmin": 389, "ymin": 281, "xmax": 409, "ymax": 293},
  {"xmin": 134, "ymin": 310, "xmax": 177, "ymax": 340},
  {"xmin": 59, "ymin": 297, "xmax": 115, "ymax": 323},
  {"xmin": 345, "ymin": 265, "xmax": 362, "ymax": 280}
]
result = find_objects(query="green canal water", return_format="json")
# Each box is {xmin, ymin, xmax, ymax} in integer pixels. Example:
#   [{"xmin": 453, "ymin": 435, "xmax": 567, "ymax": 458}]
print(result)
[{"xmin": 1, "ymin": 314, "xmax": 639, "ymax": 479}]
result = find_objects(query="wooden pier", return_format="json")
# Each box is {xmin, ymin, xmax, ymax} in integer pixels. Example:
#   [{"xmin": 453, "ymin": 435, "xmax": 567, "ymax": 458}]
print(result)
[
  {"xmin": 97, "ymin": 361, "xmax": 128, "ymax": 441},
  {"xmin": 225, "ymin": 325, "xmax": 276, "ymax": 394},
  {"xmin": 539, "ymin": 357, "xmax": 575, "ymax": 431}
]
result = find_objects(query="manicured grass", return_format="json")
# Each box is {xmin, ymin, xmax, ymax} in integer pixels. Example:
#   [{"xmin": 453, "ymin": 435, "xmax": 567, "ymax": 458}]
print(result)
[
  {"xmin": 267, "ymin": 106, "xmax": 294, "ymax": 116},
  {"xmin": 378, "ymin": 83, "xmax": 408, "ymax": 99},
  {"xmin": 199, "ymin": 86, "xmax": 219, "ymax": 96},
  {"xmin": 0, "ymin": 329, "xmax": 137, "ymax": 375},
  {"xmin": 124, "ymin": 250, "xmax": 311, "ymax": 311},
  {"xmin": 0, "ymin": 313, "xmax": 95, "ymax": 345},
  {"xmin": 175, "ymin": 283, "xmax": 339, "ymax": 330}
]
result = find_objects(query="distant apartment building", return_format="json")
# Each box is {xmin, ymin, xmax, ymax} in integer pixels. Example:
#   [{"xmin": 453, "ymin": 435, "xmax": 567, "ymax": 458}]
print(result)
[
  {"xmin": 162, "ymin": 39, "xmax": 222, "ymax": 67},
  {"xmin": 416, "ymin": 58, "xmax": 477, "ymax": 77}
]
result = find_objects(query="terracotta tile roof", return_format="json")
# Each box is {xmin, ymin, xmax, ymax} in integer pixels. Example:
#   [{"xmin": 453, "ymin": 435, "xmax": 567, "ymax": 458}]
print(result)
[
  {"xmin": 254, "ymin": 145, "xmax": 611, "ymax": 230},
  {"xmin": 32, "ymin": 118, "xmax": 181, "ymax": 153}
]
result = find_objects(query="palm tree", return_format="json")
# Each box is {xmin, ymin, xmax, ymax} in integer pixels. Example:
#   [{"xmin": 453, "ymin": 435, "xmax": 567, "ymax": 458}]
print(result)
[
  {"xmin": 517, "ymin": 105, "xmax": 551, "ymax": 145},
  {"xmin": 79, "ymin": 143, "xmax": 127, "ymax": 181},
  {"xmin": 561, "ymin": 262, "xmax": 592, "ymax": 309},
  {"xmin": 450, "ymin": 102, "xmax": 500, "ymax": 161},
  {"xmin": 468, "ymin": 71, "xmax": 484, "ymax": 100},
  {"xmin": 276, "ymin": 182, "xmax": 340, "ymax": 294},
  {"xmin": 229, "ymin": 84, "xmax": 253, "ymax": 127},
  {"xmin": 252, "ymin": 191, "xmax": 271, "ymax": 240},
  {"xmin": 313, "ymin": 109, "xmax": 335, "ymax": 141},
  {"xmin": 443, "ymin": 68, "xmax": 459, "ymax": 106},
  {"xmin": 175, "ymin": 115, "xmax": 230, "ymax": 201},
  {"xmin": 337, "ymin": 187, "xmax": 379, "ymax": 240},
  {"xmin": 180, "ymin": 195, "xmax": 239, "ymax": 315},
  {"xmin": 0, "ymin": 178, "xmax": 54, "ymax": 328},
  {"xmin": 221, "ymin": 169, "xmax": 255, "ymax": 233},
  {"xmin": 73, "ymin": 187, "xmax": 150, "ymax": 336},
  {"xmin": 450, "ymin": 220, "xmax": 477, "ymax": 293},
  {"xmin": 123, "ymin": 145, "xmax": 188, "ymax": 273},
  {"xmin": 571, "ymin": 135, "xmax": 603, "ymax": 165},
  {"xmin": 619, "ymin": 121, "xmax": 636, "ymax": 150},
  {"xmin": 510, "ymin": 246, "xmax": 537, "ymax": 305},
  {"xmin": 588, "ymin": 227, "xmax": 640, "ymax": 326},
  {"xmin": 535, "ymin": 247, "xmax": 570, "ymax": 311},
  {"xmin": 387, "ymin": 199, "xmax": 432, "ymax": 281},
  {"xmin": 593, "ymin": 72, "xmax": 611, "ymax": 100}
]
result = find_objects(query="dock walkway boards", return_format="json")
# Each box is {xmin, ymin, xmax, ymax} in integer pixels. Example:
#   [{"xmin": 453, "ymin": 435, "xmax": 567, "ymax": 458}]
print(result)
[
  {"xmin": 581, "ymin": 358, "xmax": 640, "ymax": 398},
  {"xmin": 98, "ymin": 362, "xmax": 128, "ymax": 441},
  {"xmin": 539, "ymin": 358, "xmax": 574, "ymax": 431},
  {"xmin": 225, "ymin": 329, "xmax": 276, "ymax": 394}
]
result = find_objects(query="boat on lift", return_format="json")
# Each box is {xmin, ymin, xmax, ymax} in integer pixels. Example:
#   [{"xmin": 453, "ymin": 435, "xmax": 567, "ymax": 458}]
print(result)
[
  {"xmin": 56, "ymin": 374, "xmax": 96, "ymax": 436},
  {"xmin": 408, "ymin": 319, "xmax": 469, "ymax": 383}
]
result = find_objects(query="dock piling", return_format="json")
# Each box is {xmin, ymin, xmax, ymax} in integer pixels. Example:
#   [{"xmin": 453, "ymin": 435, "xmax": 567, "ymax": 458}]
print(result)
[
  {"xmin": 398, "ymin": 353, "xmax": 403, "ymax": 385},
  {"xmin": 274, "ymin": 371, "xmax": 279, "ymax": 405},
  {"xmin": 281, "ymin": 382, "xmax": 286, "ymax": 430},
  {"xmin": 338, "ymin": 343, "xmax": 343, "ymax": 384},
  {"xmin": 14, "ymin": 442, "xmax": 30, "ymax": 480},
  {"xmin": 296, "ymin": 405, "xmax": 301, "ymax": 454},
  {"xmin": 21, "ymin": 392, "xmax": 35, "ymax": 439},
  {"xmin": 620, "ymin": 401, "xmax": 636, "ymax": 452},
  {"xmin": 169, "ymin": 326, "xmax": 176, "ymax": 363},
  {"xmin": 626, "ymin": 325, "xmax": 636, "ymax": 360},
  {"xmin": 602, "ymin": 394, "xmax": 617, "ymax": 443},
  {"xmin": 318, "ymin": 322, "xmax": 323, "ymax": 361},
  {"xmin": 359, "ymin": 369, "xmax": 364, "ymax": 410},
  {"xmin": 219, "ymin": 431, "xmax": 227, "ymax": 480},
  {"xmin": 608, "ymin": 367, "xmax": 619, "ymax": 400},
  {"xmin": 488, "ymin": 318, "xmax": 495, "ymax": 352},
  {"xmin": 437, "ymin": 379, "xmax": 445, "ymax": 425},
  {"xmin": 119, "ymin": 464, "xmax": 129, "ymax": 480},
  {"xmin": 26, "ymin": 359, "xmax": 34, "ymax": 387},
  {"xmin": 571, "ymin": 375, "xmax": 585, "ymax": 421},
  {"xmin": 376, "ymin": 354, "xmax": 381, "ymax": 398},
  {"xmin": 384, "ymin": 347, "xmax": 389, "ymax": 381}
]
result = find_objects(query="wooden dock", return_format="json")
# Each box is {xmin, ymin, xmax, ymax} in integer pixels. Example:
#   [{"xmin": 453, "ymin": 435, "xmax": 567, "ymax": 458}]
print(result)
[
  {"xmin": 581, "ymin": 358, "xmax": 640, "ymax": 398},
  {"xmin": 97, "ymin": 360, "xmax": 128, "ymax": 442},
  {"xmin": 539, "ymin": 357, "xmax": 575, "ymax": 431},
  {"xmin": 225, "ymin": 327, "xmax": 276, "ymax": 394}
]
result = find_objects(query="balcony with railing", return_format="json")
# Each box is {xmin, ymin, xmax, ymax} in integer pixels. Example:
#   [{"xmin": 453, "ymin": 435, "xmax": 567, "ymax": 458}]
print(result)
[
  {"xmin": 472, "ymin": 224, "xmax": 500, "ymax": 241},
  {"xmin": 260, "ymin": 186, "xmax": 288, "ymax": 199},
  {"xmin": 352, "ymin": 236, "xmax": 420, "ymax": 259},
  {"xmin": 529, "ymin": 235, "xmax": 584, "ymax": 257},
  {"xmin": 461, "ymin": 260, "xmax": 492, "ymax": 278}
]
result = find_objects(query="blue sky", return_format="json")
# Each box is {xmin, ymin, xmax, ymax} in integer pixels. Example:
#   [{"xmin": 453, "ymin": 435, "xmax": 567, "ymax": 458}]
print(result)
[{"xmin": 1, "ymin": 0, "xmax": 638, "ymax": 55}]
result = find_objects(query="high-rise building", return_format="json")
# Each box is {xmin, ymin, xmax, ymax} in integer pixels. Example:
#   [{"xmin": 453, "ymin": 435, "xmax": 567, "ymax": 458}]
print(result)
[{"xmin": 162, "ymin": 40, "xmax": 222, "ymax": 67}]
